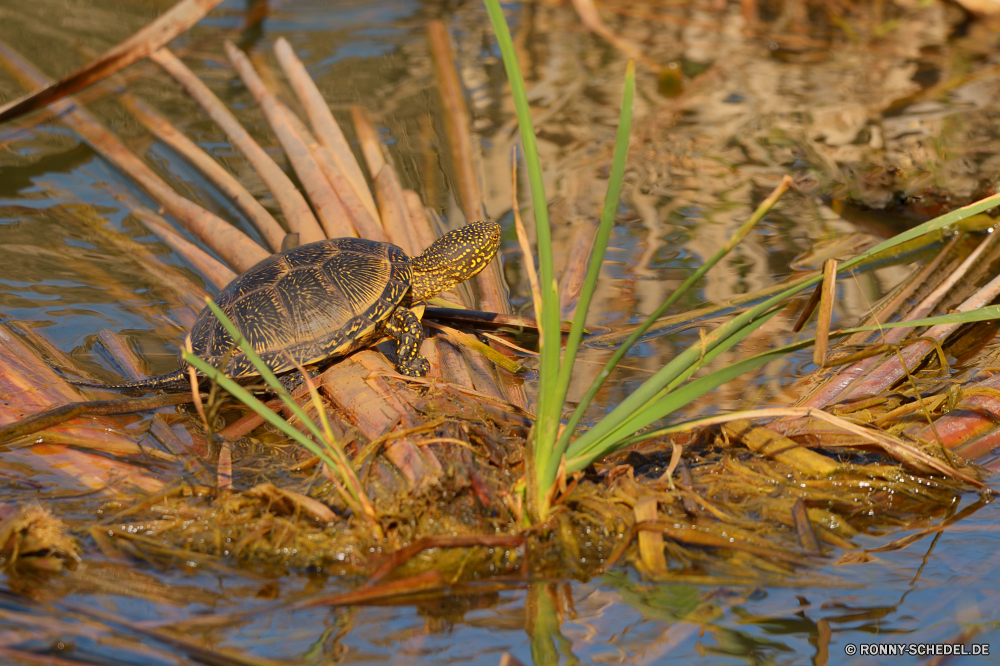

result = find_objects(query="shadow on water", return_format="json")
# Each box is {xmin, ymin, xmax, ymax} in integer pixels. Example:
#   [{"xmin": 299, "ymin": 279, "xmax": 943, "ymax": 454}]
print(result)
[{"xmin": 1, "ymin": 0, "xmax": 1000, "ymax": 663}]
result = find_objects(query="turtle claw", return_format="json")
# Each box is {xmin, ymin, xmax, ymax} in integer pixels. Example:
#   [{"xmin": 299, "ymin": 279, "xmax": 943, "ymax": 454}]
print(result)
[
  {"xmin": 386, "ymin": 307, "xmax": 429, "ymax": 377},
  {"xmin": 396, "ymin": 356, "xmax": 430, "ymax": 378}
]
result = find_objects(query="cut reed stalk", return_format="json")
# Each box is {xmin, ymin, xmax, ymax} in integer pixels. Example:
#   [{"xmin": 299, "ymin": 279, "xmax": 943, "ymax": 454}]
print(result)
[
  {"xmin": 117, "ymin": 92, "xmax": 286, "ymax": 251},
  {"xmin": 96, "ymin": 330, "xmax": 148, "ymax": 381},
  {"xmin": 0, "ymin": 40, "xmax": 270, "ymax": 273},
  {"xmin": 282, "ymin": 108, "xmax": 385, "ymax": 241},
  {"xmin": 563, "ymin": 185, "xmax": 1000, "ymax": 469},
  {"xmin": 273, "ymin": 38, "xmax": 380, "ymax": 225},
  {"xmin": 908, "ymin": 372, "xmax": 1000, "ymax": 456},
  {"xmin": 840, "ymin": 235, "xmax": 960, "ymax": 347},
  {"xmin": 225, "ymin": 42, "xmax": 356, "ymax": 239},
  {"xmin": 840, "ymin": 270, "xmax": 1000, "ymax": 402},
  {"xmin": 812, "ymin": 259, "xmax": 837, "ymax": 367},
  {"xmin": 349, "ymin": 107, "xmax": 421, "ymax": 254},
  {"xmin": 426, "ymin": 20, "xmax": 512, "ymax": 320},
  {"xmin": 309, "ymin": 139, "xmax": 387, "ymax": 241},
  {"xmin": 634, "ymin": 495, "xmax": 667, "ymax": 573},
  {"xmin": 428, "ymin": 20, "xmax": 483, "ymax": 224},
  {"xmin": 793, "ymin": 232, "xmax": 994, "ymax": 410},
  {"xmin": 150, "ymin": 48, "xmax": 326, "ymax": 244},
  {"xmin": 402, "ymin": 190, "xmax": 439, "ymax": 256},
  {"xmin": 350, "ymin": 106, "xmax": 386, "ymax": 179},
  {"xmin": 0, "ymin": 0, "xmax": 227, "ymax": 124},
  {"xmin": 3, "ymin": 444, "xmax": 166, "ymax": 494},
  {"xmin": 126, "ymin": 204, "xmax": 238, "ymax": 289}
]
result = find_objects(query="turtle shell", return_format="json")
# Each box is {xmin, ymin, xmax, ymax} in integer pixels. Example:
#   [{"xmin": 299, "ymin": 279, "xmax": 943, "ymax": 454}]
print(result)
[{"xmin": 187, "ymin": 238, "xmax": 411, "ymax": 378}]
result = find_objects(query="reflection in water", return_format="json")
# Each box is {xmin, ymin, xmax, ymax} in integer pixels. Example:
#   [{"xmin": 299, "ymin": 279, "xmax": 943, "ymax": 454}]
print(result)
[{"xmin": 0, "ymin": 0, "xmax": 999, "ymax": 663}]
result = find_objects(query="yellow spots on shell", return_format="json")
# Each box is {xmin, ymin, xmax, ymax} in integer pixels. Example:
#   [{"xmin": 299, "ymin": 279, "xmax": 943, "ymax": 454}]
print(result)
[
  {"xmin": 324, "ymin": 252, "xmax": 392, "ymax": 311},
  {"xmin": 172, "ymin": 224, "xmax": 496, "ymax": 383}
]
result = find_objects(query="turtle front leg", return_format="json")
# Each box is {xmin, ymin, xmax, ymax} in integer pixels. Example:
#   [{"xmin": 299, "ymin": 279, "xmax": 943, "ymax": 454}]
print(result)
[{"xmin": 385, "ymin": 307, "xmax": 430, "ymax": 377}]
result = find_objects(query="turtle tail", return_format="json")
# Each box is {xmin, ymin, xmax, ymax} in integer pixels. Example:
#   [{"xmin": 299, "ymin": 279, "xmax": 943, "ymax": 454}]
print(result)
[{"xmin": 69, "ymin": 369, "xmax": 191, "ymax": 393}]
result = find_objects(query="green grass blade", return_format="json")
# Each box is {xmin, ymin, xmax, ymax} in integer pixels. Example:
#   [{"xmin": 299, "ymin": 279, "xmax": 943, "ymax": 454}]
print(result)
[
  {"xmin": 198, "ymin": 299, "xmax": 367, "ymax": 511},
  {"xmin": 554, "ymin": 176, "xmax": 793, "ymax": 457},
  {"xmin": 544, "ymin": 60, "xmax": 635, "ymax": 498},
  {"xmin": 840, "ymin": 193, "xmax": 1000, "ymax": 272},
  {"xmin": 566, "ymin": 257, "xmax": 978, "ymax": 459},
  {"xmin": 590, "ymin": 211, "xmax": 1000, "ymax": 349},
  {"xmin": 563, "ymin": 273, "xmax": 805, "ymax": 458},
  {"xmin": 182, "ymin": 353, "xmax": 365, "ymax": 516},
  {"xmin": 595, "ymin": 211, "xmax": 1000, "ymax": 448},
  {"xmin": 563, "ymin": 199, "xmax": 992, "ymax": 458},
  {"xmin": 202, "ymin": 299, "xmax": 327, "ymax": 445},
  {"xmin": 483, "ymin": 0, "xmax": 561, "ymax": 487},
  {"xmin": 585, "ymin": 200, "xmax": 995, "ymax": 351},
  {"xmin": 566, "ymin": 305, "xmax": 785, "ymax": 460},
  {"xmin": 565, "ymin": 345, "xmax": 792, "ymax": 472},
  {"xmin": 841, "ymin": 305, "xmax": 1000, "ymax": 331},
  {"xmin": 566, "ymin": 302, "xmax": 1000, "ymax": 469},
  {"xmin": 182, "ymin": 354, "xmax": 335, "ymax": 470}
]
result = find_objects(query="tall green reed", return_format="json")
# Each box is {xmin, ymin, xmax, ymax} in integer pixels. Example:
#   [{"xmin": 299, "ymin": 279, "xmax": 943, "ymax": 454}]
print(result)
[
  {"xmin": 484, "ymin": 0, "xmax": 634, "ymax": 520},
  {"xmin": 484, "ymin": 0, "xmax": 1000, "ymax": 522}
]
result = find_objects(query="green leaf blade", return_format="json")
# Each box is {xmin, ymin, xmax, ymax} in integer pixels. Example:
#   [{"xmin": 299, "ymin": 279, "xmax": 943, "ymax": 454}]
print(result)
[{"xmin": 544, "ymin": 59, "xmax": 635, "ymax": 495}]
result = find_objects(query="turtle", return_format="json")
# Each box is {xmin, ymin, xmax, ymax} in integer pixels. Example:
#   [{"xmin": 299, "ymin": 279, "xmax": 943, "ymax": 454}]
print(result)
[{"xmin": 84, "ymin": 220, "xmax": 502, "ymax": 391}]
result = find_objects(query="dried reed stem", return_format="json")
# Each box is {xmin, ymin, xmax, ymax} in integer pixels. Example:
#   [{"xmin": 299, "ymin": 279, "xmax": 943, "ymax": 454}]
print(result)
[
  {"xmin": 842, "ymin": 267, "xmax": 1000, "ymax": 401},
  {"xmin": 426, "ymin": 22, "xmax": 510, "ymax": 317},
  {"xmin": 118, "ymin": 92, "xmax": 286, "ymax": 251},
  {"xmin": 281, "ymin": 105, "xmax": 386, "ymax": 241},
  {"xmin": 375, "ymin": 165, "xmax": 422, "ymax": 256},
  {"xmin": 129, "ymin": 205, "xmax": 237, "ymax": 290},
  {"xmin": 796, "ymin": 233, "xmax": 999, "ymax": 409},
  {"xmin": 428, "ymin": 21, "xmax": 483, "ymax": 223},
  {"xmin": 0, "ymin": 41, "xmax": 269, "ymax": 273},
  {"xmin": 350, "ymin": 106, "xmax": 386, "ymax": 177},
  {"xmin": 151, "ymin": 47, "xmax": 326, "ymax": 244},
  {"xmin": 0, "ymin": 0, "xmax": 227, "ymax": 124},
  {"xmin": 225, "ymin": 41, "xmax": 356, "ymax": 239},
  {"xmin": 274, "ymin": 38, "xmax": 380, "ymax": 224}
]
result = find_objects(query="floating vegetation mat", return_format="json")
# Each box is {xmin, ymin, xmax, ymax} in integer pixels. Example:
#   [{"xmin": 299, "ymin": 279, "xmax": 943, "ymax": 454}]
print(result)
[
  {"xmin": 4, "ymin": 316, "xmax": 994, "ymax": 594},
  {"xmin": 1, "ymin": 0, "xmax": 1000, "ymax": 662}
]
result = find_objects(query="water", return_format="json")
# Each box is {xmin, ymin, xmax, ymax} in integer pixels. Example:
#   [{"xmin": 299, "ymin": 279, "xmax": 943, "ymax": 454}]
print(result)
[{"xmin": 1, "ymin": 0, "xmax": 1000, "ymax": 663}]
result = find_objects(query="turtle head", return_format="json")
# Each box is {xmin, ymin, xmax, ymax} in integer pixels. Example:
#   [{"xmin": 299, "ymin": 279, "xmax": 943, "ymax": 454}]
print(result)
[{"xmin": 410, "ymin": 221, "xmax": 502, "ymax": 301}]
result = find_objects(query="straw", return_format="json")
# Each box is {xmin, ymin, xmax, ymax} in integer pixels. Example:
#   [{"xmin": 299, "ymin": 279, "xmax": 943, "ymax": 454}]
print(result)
[
  {"xmin": 273, "ymin": 38, "xmax": 380, "ymax": 225},
  {"xmin": 117, "ymin": 92, "xmax": 286, "ymax": 251},
  {"xmin": 0, "ymin": 40, "xmax": 270, "ymax": 273},
  {"xmin": 225, "ymin": 41, "xmax": 356, "ymax": 239},
  {"xmin": 150, "ymin": 48, "xmax": 326, "ymax": 244}
]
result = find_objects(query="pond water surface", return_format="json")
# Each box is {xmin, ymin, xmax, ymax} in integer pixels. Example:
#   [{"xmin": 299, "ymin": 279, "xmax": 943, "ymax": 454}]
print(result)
[{"xmin": 1, "ymin": 0, "xmax": 1000, "ymax": 663}]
